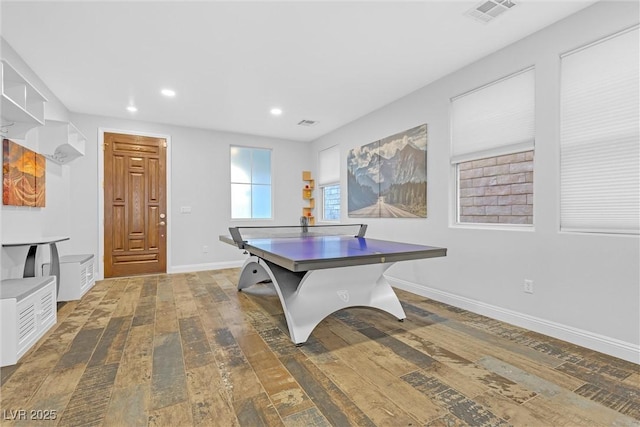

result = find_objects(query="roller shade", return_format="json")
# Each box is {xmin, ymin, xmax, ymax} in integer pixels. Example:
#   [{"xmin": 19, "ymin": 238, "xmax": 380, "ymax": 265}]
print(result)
[
  {"xmin": 451, "ymin": 68, "xmax": 535, "ymax": 163},
  {"xmin": 560, "ymin": 27, "xmax": 639, "ymax": 234},
  {"xmin": 318, "ymin": 145, "xmax": 340, "ymax": 185}
]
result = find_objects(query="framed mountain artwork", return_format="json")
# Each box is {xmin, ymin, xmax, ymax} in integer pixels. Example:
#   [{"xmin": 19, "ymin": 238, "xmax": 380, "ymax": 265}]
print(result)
[{"xmin": 347, "ymin": 124, "xmax": 427, "ymax": 218}]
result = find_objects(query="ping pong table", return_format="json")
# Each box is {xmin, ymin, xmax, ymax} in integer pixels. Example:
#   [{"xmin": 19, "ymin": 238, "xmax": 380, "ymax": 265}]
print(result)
[{"xmin": 221, "ymin": 224, "xmax": 446, "ymax": 345}]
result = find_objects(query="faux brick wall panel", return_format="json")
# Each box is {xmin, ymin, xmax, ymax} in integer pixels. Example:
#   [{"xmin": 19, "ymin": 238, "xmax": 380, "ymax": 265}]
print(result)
[
  {"xmin": 460, "ymin": 168, "xmax": 483, "ymax": 180},
  {"xmin": 499, "ymin": 195, "xmax": 527, "ymax": 205},
  {"xmin": 458, "ymin": 150, "xmax": 534, "ymax": 225}
]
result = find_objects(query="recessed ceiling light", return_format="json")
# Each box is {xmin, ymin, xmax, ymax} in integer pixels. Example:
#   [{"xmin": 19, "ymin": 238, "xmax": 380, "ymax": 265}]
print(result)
[
  {"xmin": 270, "ymin": 108, "xmax": 283, "ymax": 116},
  {"xmin": 161, "ymin": 88, "xmax": 176, "ymax": 97},
  {"xmin": 127, "ymin": 105, "xmax": 138, "ymax": 113}
]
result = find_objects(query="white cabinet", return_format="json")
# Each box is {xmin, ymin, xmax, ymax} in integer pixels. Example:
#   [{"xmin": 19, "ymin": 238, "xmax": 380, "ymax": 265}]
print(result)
[
  {"xmin": 43, "ymin": 254, "xmax": 95, "ymax": 301},
  {"xmin": 1, "ymin": 59, "xmax": 48, "ymax": 139},
  {"xmin": 1, "ymin": 276, "xmax": 57, "ymax": 367},
  {"xmin": 39, "ymin": 120, "xmax": 86, "ymax": 164}
]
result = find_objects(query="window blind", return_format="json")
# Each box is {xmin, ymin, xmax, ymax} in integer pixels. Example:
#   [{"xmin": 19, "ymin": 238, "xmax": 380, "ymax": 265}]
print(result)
[
  {"xmin": 451, "ymin": 68, "xmax": 535, "ymax": 163},
  {"xmin": 560, "ymin": 27, "xmax": 639, "ymax": 234},
  {"xmin": 318, "ymin": 145, "xmax": 340, "ymax": 185}
]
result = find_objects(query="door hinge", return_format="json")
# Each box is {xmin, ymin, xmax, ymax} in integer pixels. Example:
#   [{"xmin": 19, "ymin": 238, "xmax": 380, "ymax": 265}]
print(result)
[{"xmin": 163, "ymin": 141, "xmax": 167, "ymax": 148}]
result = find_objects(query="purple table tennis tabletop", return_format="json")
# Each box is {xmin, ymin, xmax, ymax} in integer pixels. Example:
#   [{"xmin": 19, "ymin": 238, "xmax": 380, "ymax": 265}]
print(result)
[
  {"xmin": 242, "ymin": 235, "xmax": 447, "ymax": 272},
  {"xmin": 222, "ymin": 226, "xmax": 448, "ymax": 344}
]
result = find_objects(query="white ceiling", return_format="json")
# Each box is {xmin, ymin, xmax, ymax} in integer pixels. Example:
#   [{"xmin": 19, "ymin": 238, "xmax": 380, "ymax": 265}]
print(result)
[{"xmin": 1, "ymin": 1, "xmax": 597, "ymax": 142}]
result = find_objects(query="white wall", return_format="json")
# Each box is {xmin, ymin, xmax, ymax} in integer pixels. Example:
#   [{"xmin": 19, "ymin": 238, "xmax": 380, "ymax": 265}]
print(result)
[
  {"xmin": 1, "ymin": 39, "xmax": 73, "ymax": 279},
  {"xmin": 310, "ymin": 1, "xmax": 639, "ymax": 362},
  {"xmin": 68, "ymin": 113, "xmax": 312, "ymax": 277},
  {"xmin": 0, "ymin": 135, "xmax": 71, "ymax": 279}
]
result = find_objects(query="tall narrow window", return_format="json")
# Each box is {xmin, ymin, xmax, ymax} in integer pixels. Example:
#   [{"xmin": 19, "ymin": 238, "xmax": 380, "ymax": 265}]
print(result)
[
  {"xmin": 451, "ymin": 68, "xmax": 535, "ymax": 225},
  {"xmin": 230, "ymin": 146, "xmax": 272, "ymax": 219},
  {"xmin": 322, "ymin": 185, "xmax": 341, "ymax": 221},
  {"xmin": 318, "ymin": 145, "xmax": 341, "ymax": 221},
  {"xmin": 560, "ymin": 27, "xmax": 639, "ymax": 234}
]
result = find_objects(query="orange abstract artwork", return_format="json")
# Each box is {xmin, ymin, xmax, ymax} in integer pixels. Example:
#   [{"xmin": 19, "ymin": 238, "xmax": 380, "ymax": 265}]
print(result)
[{"xmin": 3, "ymin": 139, "xmax": 46, "ymax": 207}]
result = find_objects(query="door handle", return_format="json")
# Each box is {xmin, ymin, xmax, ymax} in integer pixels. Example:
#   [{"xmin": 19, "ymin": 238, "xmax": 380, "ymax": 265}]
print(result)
[{"xmin": 159, "ymin": 221, "xmax": 166, "ymax": 226}]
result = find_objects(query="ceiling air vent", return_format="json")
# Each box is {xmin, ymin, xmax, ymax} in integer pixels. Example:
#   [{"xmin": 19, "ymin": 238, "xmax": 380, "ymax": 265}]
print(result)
[
  {"xmin": 465, "ymin": 0, "xmax": 516, "ymax": 24},
  {"xmin": 297, "ymin": 119, "xmax": 318, "ymax": 127}
]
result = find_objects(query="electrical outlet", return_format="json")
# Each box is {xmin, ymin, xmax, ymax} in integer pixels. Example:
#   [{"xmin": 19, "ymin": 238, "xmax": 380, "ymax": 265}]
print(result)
[
  {"xmin": 524, "ymin": 279, "xmax": 534, "ymax": 294},
  {"xmin": 203, "ymin": 245, "xmax": 209, "ymax": 253}
]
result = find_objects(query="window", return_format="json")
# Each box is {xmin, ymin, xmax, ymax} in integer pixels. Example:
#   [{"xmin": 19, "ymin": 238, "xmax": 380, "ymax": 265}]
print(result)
[
  {"xmin": 318, "ymin": 145, "xmax": 341, "ymax": 221},
  {"xmin": 230, "ymin": 146, "xmax": 271, "ymax": 219},
  {"xmin": 322, "ymin": 185, "xmax": 341, "ymax": 220},
  {"xmin": 560, "ymin": 27, "xmax": 639, "ymax": 234},
  {"xmin": 451, "ymin": 68, "xmax": 535, "ymax": 225}
]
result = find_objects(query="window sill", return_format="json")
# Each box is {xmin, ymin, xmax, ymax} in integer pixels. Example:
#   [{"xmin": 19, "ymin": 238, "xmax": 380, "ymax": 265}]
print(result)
[
  {"xmin": 559, "ymin": 229, "xmax": 639, "ymax": 238},
  {"xmin": 449, "ymin": 222, "xmax": 535, "ymax": 232}
]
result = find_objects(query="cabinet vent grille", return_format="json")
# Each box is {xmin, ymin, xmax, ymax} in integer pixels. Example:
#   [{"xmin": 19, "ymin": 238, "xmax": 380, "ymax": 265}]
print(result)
[
  {"xmin": 18, "ymin": 303, "xmax": 36, "ymax": 341},
  {"xmin": 40, "ymin": 292, "xmax": 54, "ymax": 321},
  {"xmin": 80, "ymin": 266, "xmax": 88, "ymax": 287}
]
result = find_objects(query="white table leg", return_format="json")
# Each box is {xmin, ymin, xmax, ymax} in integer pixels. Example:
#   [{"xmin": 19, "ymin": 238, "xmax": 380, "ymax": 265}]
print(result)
[{"xmin": 237, "ymin": 256, "xmax": 406, "ymax": 345}]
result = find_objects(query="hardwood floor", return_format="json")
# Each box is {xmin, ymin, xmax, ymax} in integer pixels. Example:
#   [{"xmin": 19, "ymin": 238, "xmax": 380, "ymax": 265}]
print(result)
[{"xmin": 1, "ymin": 269, "xmax": 638, "ymax": 426}]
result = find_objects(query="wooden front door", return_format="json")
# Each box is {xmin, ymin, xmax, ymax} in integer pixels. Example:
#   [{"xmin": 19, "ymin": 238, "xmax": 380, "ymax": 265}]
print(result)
[{"xmin": 104, "ymin": 133, "xmax": 167, "ymax": 277}]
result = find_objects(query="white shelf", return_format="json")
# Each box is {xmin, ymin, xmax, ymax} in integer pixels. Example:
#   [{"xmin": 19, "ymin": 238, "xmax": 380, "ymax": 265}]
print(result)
[
  {"xmin": 40, "ymin": 120, "xmax": 86, "ymax": 164},
  {"xmin": 1, "ymin": 59, "xmax": 47, "ymax": 139}
]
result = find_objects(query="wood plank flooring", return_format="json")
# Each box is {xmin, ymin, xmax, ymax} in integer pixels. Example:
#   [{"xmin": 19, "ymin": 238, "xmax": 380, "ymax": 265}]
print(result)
[{"xmin": 1, "ymin": 269, "xmax": 638, "ymax": 426}]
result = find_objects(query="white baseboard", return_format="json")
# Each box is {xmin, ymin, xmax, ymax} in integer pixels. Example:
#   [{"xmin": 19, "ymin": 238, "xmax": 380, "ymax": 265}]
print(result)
[
  {"xmin": 95, "ymin": 261, "xmax": 245, "ymax": 280},
  {"xmin": 169, "ymin": 260, "xmax": 244, "ymax": 274},
  {"xmin": 387, "ymin": 275, "xmax": 639, "ymax": 365}
]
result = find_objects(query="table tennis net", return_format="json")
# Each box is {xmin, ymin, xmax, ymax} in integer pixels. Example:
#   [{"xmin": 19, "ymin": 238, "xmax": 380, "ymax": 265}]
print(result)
[{"xmin": 229, "ymin": 224, "xmax": 366, "ymax": 243}]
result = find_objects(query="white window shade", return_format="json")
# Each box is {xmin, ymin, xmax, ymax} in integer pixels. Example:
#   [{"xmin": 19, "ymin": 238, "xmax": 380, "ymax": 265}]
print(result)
[
  {"xmin": 560, "ymin": 27, "xmax": 639, "ymax": 234},
  {"xmin": 318, "ymin": 145, "xmax": 340, "ymax": 185},
  {"xmin": 451, "ymin": 68, "xmax": 535, "ymax": 163}
]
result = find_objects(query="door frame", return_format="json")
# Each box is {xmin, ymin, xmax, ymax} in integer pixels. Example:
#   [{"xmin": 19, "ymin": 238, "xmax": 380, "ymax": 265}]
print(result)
[{"xmin": 97, "ymin": 127, "xmax": 172, "ymax": 280}]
